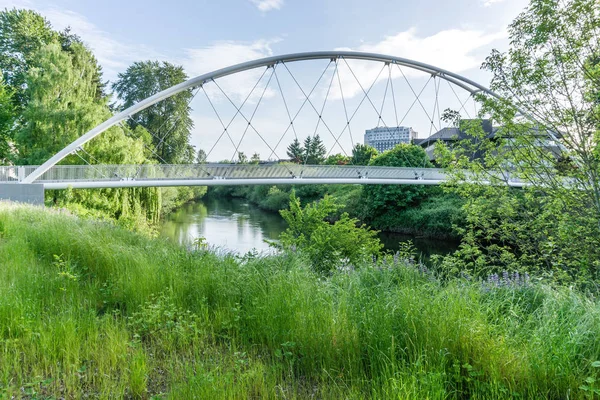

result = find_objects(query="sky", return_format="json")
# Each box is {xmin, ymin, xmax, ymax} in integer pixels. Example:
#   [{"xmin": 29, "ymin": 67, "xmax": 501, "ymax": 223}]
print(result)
[{"xmin": 0, "ymin": 0, "xmax": 529, "ymax": 161}]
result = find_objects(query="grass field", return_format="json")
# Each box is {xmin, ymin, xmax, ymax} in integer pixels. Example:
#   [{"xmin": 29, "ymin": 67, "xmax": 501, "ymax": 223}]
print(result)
[{"xmin": 0, "ymin": 202, "xmax": 599, "ymax": 399}]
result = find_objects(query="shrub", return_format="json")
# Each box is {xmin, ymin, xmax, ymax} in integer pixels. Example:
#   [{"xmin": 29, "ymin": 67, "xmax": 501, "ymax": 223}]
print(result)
[{"xmin": 279, "ymin": 192, "xmax": 383, "ymax": 273}]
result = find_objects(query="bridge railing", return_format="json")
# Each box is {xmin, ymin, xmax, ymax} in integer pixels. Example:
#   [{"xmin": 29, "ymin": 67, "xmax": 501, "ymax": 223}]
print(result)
[
  {"xmin": 0, "ymin": 164, "xmax": 451, "ymax": 183},
  {"xmin": 0, "ymin": 164, "xmax": 535, "ymax": 188}
]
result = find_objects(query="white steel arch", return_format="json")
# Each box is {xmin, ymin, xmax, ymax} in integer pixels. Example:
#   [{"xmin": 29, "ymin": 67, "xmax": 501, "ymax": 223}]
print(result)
[{"xmin": 21, "ymin": 51, "xmax": 510, "ymax": 184}]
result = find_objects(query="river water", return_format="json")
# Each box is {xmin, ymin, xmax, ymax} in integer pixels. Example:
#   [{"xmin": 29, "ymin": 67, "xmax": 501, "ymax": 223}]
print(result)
[{"xmin": 160, "ymin": 197, "xmax": 459, "ymax": 258}]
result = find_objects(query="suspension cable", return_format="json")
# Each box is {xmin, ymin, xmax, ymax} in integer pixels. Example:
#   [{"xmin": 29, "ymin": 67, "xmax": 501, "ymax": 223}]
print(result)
[
  {"xmin": 327, "ymin": 60, "xmax": 388, "ymax": 155},
  {"xmin": 303, "ymin": 60, "xmax": 339, "ymax": 168},
  {"xmin": 230, "ymin": 64, "xmax": 277, "ymax": 162},
  {"xmin": 266, "ymin": 60, "xmax": 333, "ymax": 162},
  {"xmin": 342, "ymin": 58, "xmax": 390, "ymax": 127},
  {"xmin": 396, "ymin": 65, "xmax": 438, "ymax": 131},
  {"xmin": 211, "ymin": 78, "xmax": 295, "ymax": 176},
  {"xmin": 72, "ymin": 149, "xmax": 110, "ymax": 180},
  {"xmin": 273, "ymin": 65, "xmax": 299, "ymax": 142},
  {"xmin": 389, "ymin": 64, "xmax": 400, "ymax": 127},
  {"xmin": 203, "ymin": 66, "xmax": 271, "ymax": 162},
  {"xmin": 446, "ymin": 80, "xmax": 473, "ymax": 119},
  {"xmin": 377, "ymin": 64, "xmax": 392, "ymax": 128},
  {"xmin": 398, "ymin": 75, "xmax": 433, "ymax": 127},
  {"xmin": 334, "ymin": 60, "xmax": 355, "ymax": 151},
  {"xmin": 282, "ymin": 61, "xmax": 352, "ymax": 160},
  {"xmin": 154, "ymin": 86, "xmax": 202, "ymax": 152}
]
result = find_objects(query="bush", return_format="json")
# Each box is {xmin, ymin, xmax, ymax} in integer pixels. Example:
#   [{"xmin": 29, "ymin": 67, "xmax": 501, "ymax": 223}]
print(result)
[{"xmin": 279, "ymin": 192, "xmax": 383, "ymax": 273}]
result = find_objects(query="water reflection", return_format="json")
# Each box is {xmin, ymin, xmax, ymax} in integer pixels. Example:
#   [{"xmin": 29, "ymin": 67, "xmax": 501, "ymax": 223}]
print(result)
[
  {"xmin": 160, "ymin": 197, "xmax": 287, "ymax": 253},
  {"xmin": 160, "ymin": 197, "xmax": 460, "ymax": 258}
]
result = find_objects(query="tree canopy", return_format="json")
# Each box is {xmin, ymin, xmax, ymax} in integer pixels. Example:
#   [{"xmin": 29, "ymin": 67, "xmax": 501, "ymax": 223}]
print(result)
[
  {"xmin": 351, "ymin": 143, "xmax": 378, "ymax": 165},
  {"xmin": 437, "ymin": 0, "xmax": 600, "ymax": 285},
  {"xmin": 15, "ymin": 43, "xmax": 103, "ymax": 164},
  {"xmin": 113, "ymin": 61, "xmax": 195, "ymax": 164}
]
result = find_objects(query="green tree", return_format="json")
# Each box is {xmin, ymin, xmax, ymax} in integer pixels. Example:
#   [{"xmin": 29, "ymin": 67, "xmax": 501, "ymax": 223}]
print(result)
[
  {"xmin": 196, "ymin": 148, "xmax": 207, "ymax": 164},
  {"xmin": 0, "ymin": 10, "xmax": 105, "ymax": 110},
  {"xmin": 250, "ymin": 152, "xmax": 260, "ymax": 164},
  {"xmin": 0, "ymin": 9, "xmax": 58, "ymax": 110},
  {"xmin": 0, "ymin": 9, "xmax": 164, "ymax": 228},
  {"xmin": 361, "ymin": 144, "xmax": 433, "ymax": 227},
  {"xmin": 15, "ymin": 43, "xmax": 104, "ymax": 164},
  {"xmin": 303, "ymin": 135, "xmax": 326, "ymax": 164},
  {"xmin": 58, "ymin": 27, "xmax": 106, "ymax": 100},
  {"xmin": 437, "ymin": 0, "xmax": 600, "ymax": 284},
  {"xmin": 279, "ymin": 192, "xmax": 383, "ymax": 273},
  {"xmin": 237, "ymin": 151, "xmax": 248, "ymax": 164},
  {"xmin": 324, "ymin": 153, "xmax": 350, "ymax": 165},
  {"xmin": 351, "ymin": 143, "xmax": 377, "ymax": 165},
  {"xmin": 12, "ymin": 40, "xmax": 160, "ymax": 226},
  {"xmin": 113, "ymin": 61, "xmax": 193, "ymax": 164},
  {"xmin": 286, "ymin": 138, "xmax": 304, "ymax": 163},
  {"xmin": 0, "ymin": 76, "xmax": 15, "ymax": 163}
]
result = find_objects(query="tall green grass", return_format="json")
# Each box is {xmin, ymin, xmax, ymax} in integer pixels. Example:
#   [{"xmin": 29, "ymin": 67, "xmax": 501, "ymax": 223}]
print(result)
[{"xmin": 0, "ymin": 203, "xmax": 599, "ymax": 398}]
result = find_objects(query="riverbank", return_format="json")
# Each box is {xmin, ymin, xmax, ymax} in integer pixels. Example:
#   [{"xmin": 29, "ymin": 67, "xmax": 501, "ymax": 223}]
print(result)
[
  {"xmin": 206, "ymin": 184, "xmax": 464, "ymax": 240},
  {"xmin": 1, "ymin": 202, "xmax": 599, "ymax": 398},
  {"xmin": 159, "ymin": 197, "xmax": 460, "ymax": 257},
  {"xmin": 46, "ymin": 186, "xmax": 208, "ymax": 236}
]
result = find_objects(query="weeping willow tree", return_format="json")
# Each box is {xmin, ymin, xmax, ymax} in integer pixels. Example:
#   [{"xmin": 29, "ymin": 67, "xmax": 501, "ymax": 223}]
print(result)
[
  {"xmin": 437, "ymin": 0, "xmax": 600, "ymax": 287},
  {"xmin": 2, "ymin": 10, "xmax": 163, "ymax": 228}
]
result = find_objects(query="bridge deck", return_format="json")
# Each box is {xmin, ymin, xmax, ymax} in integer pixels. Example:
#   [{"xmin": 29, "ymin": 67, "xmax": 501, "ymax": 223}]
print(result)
[{"xmin": 0, "ymin": 164, "xmax": 526, "ymax": 189}]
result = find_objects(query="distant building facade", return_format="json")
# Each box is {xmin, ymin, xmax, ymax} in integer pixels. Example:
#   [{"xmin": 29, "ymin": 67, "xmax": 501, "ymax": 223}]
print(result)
[{"xmin": 364, "ymin": 126, "xmax": 416, "ymax": 152}]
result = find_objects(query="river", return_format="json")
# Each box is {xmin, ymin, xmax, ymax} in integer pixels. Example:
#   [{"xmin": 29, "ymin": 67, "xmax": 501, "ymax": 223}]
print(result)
[{"xmin": 160, "ymin": 197, "xmax": 460, "ymax": 259}]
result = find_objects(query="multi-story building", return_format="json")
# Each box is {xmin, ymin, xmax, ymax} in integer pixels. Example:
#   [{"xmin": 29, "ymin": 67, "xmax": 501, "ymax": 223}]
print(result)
[{"xmin": 364, "ymin": 126, "xmax": 416, "ymax": 152}]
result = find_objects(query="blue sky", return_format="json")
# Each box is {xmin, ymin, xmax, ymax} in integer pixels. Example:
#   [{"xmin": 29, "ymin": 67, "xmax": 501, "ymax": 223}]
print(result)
[{"xmin": 1, "ymin": 0, "xmax": 529, "ymax": 161}]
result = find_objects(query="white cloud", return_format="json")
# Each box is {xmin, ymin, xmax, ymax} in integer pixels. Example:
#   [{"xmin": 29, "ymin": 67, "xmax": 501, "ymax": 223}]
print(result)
[
  {"xmin": 179, "ymin": 39, "xmax": 280, "ymax": 101},
  {"xmin": 42, "ymin": 9, "xmax": 163, "ymax": 82},
  {"xmin": 1, "ymin": 0, "xmax": 280, "ymax": 100},
  {"xmin": 333, "ymin": 27, "xmax": 506, "ymax": 98},
  {"xmin": 482, "ymin": 0, "xmax": 507, "ymax": 6},
  {"xmin": 0, "ymin": 0, "xmax": 162, "ymax": 83},
  {"xmin": 250, "ymin": 0, "xmax": 284, "ymax": 12},
  {"xmin": 0, "ymin": 0, "xmax": 33, "ymax": 8},
  {"xmin": 181, "ymin": 39, "xmax": 277, "ymax": 77}
]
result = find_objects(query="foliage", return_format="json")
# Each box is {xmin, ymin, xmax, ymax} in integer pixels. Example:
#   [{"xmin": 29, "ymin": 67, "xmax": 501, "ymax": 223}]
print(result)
[
  {"xmin": 196, "ymin": 148, "xmax": 207, "ymax": 164},
  {"xmin": 372, "ymin": 192, "xmax": 464, "ymax": 238},
  {"xmin": 0, "ymin": 9, "xmax": 205, "ymax": 229},
  {"xmin": 0, "ymin": 9, "xmax": 58, "ymax": 110},
  {"xmin": 207, "ymin": 178, "xmax": 463, "ymax": 239},
  {"xmin": 437, "ymin": 0, "xmax": 600, "ymax": 286},
  {"xmin": 237, "ymin": 151, "xmax": 248, "ymax": 164},
  {"xmin": 361, "ymin": 144, "xmax": 434, "ymax": 225},
  {"xmin": 286, "ymin": 138, "xmax": 303, "ymax": 163},
  {"xmin": 351, "ymin": 143, "xmax": 378, "ymax": 165},
  {"xmin": 1, "ymin": 203, "xmax": 600, "ymax": 398},
  {"xmin": 279, "ymin": 192, "xmax": 383, "ymax": 273},
  {"xmin": 113, "ymin": 60, "xmax": 194, "ymax": 164},
  {"xmin": 303, "ymin": 135, "xmax": 327, "ymax": 164},
  {"xmin": 324, "ymin": 153, "xmax": 350, "ymax": 165},
  {"xmin": 0, "ymin": 76, "xmax": 15, "ymax": 162},
  {"xmin": 6, "ymin": 37, "xmax": 163, "ymax": 228},
  {"xmin": 0, "ymin": 9, "xmax": 104, "ymax": 113},
  {"xmin": 250, "ymin": 152, "xmax": 260, "ymax": 164},
  {"xmin": 14, "ymin": 43, "xmax": 104, "ymax": 164},
  {"xmin": 285, "ymin": 135, "xmax": 327, "ymax": 164}
]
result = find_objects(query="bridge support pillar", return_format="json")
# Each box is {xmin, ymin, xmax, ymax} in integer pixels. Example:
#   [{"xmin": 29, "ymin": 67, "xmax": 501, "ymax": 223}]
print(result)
[{"xmin": 0, "ymin": 184, "xmax": 44, "ymax": 206}]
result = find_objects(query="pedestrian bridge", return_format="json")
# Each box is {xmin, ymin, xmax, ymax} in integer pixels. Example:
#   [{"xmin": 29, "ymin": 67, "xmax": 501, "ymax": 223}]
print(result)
[
  {"xmin": 0, "ymin": 164, "xmax": 526, "ymax": 190},
  {"xmin": 0, "ymin": 50, "xmax": 551, "ymax": 204}
]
